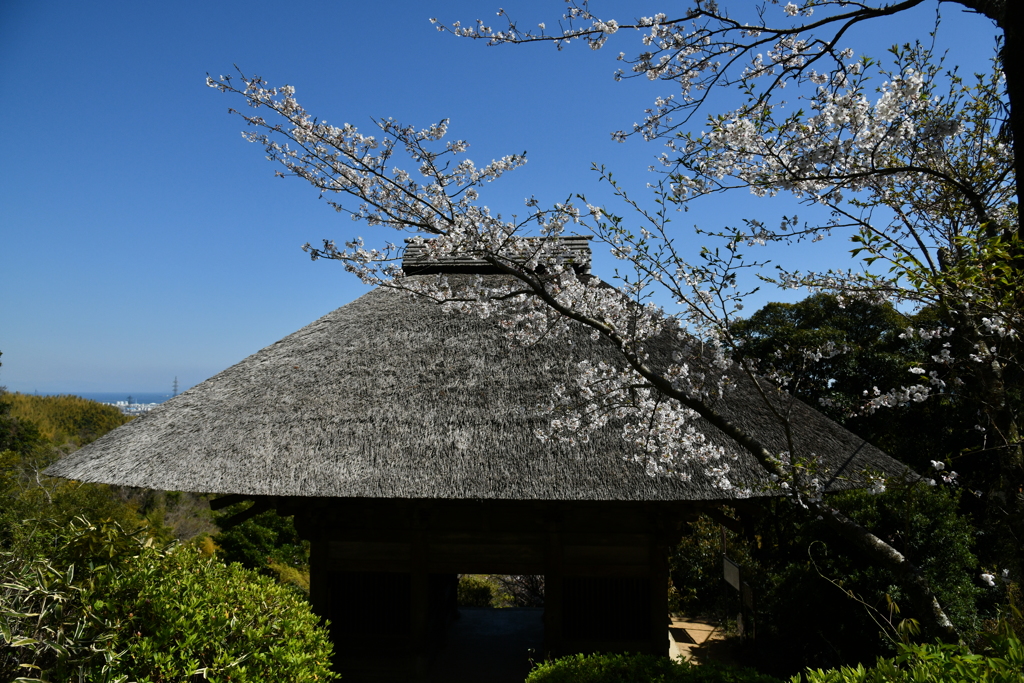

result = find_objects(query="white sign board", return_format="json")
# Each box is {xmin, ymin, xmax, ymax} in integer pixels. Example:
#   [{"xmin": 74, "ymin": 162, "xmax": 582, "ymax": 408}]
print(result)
[{"xmin": 723, "ymin": 556, "xmax": 741, "ymax": 591}]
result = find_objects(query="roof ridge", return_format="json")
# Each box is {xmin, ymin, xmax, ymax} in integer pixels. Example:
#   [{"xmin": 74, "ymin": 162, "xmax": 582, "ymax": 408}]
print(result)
[{"xmin": 402, "ymin": 236, "xmax": 593, "ymax": 275}]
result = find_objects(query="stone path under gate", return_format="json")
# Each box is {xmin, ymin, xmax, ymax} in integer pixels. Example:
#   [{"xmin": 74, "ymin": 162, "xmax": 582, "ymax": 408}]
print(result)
[
  {"xmin": 669, "ymin": 615, "xmax": 739, "ymax": 666},
  {"xmin": 429, "ymin": 607, "xmax": 543, "ymax": 683},
  {"xmin": 424, "ymin": 610, "xmax": 736, "ymax": 682}
]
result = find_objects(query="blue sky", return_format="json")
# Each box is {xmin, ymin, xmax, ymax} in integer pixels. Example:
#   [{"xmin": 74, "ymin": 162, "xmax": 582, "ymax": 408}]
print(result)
[{"xmin": 0, "ymin": 1, "xmax": 1001, "ymax": 394}]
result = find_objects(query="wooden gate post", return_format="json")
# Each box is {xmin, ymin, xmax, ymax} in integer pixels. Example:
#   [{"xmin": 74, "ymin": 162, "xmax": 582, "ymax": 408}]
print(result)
[
  {"xmin": 649, "ymin": 534, "xmax": 669, "ymax": 657},
  {"xmin": 544, "ymin": 513, "xmax": 564, "ymax": 657},
  {"xmin": 410, "ymin": 506, "xmax": 430, "ymax": 680}
]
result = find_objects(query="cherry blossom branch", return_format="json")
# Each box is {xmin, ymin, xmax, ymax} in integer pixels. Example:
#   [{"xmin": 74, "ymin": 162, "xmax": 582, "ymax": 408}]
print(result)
[{"xmin": 209, "ymin": 60, "xmax": 969, "ymax": 640}]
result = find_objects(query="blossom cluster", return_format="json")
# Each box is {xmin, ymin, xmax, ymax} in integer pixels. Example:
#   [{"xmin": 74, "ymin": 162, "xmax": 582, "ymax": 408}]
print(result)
[{"xmin": 535, "ymin": 357, "xmax": 740, "ymax": 488}]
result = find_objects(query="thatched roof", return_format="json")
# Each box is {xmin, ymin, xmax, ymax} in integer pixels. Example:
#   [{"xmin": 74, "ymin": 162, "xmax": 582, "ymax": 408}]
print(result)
[
  {"xmin": 47, "ymin": 252, "xmax": 910, "ymax": 501},
  {"xmin": 401, "ymin": 235, "xmax": 593, "ymax": 275}
]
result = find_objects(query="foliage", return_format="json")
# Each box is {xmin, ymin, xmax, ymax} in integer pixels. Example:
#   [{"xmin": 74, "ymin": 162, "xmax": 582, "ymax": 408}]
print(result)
[
  {"xmin": 730, "ymin": 295, "xmax": 971, "ymax": 471},
  {"xmin": 0, "ymin": 382, "xmax": 331, "ymax": 681},
  {"xmin": 457, "ymin": 574, "xmax": 495, "ymax": 608},
  {"xmin": 126, "ymin": 489, "xmax": 218, "ymax": 543},
  {"xmin": 791, "ymin": 620, "xmax": 1024, "ymax": 683},
  {"xmin": 0, "ymin": 398, "xmax": 44, "ymax": 458},
  {"xmin": 456, "ymin": 574, "xmax": 545, "ymax": 608},
  {"xmin": 0, "ymin": 517, "xmax": 338, "ymax": 683},
  {"xmin": 525, "ymin": 651, "xmax": 782, "ymax": 683},
  {"xmin": 212, "ymin": 504, "xmax": 309, "ymax": 576},
  {"xmin": 0, "ymin": 393, "xmax": 214, "ymax": 551},
  {"xmin": 727, "ymin": 292, "xmax": 1021, "ymax": 669},
  {"xmin": 671, "ymin": 484, "xmax": 982, "ymax": 676},
  {"xmin": 0, "ymin": 462, "xmax": 144, "ymax": 560},
  {"xmin": 755, "ymin": 484, "xmax": 981, "ymax": 673},
  {"xmin": 670, "ymin": 514, "xmax": 750, "ymax": 617},
  {"xmin": 1, "ymin": 550, "xmax": 118, "ymax": 682},
  {"xmin": 490, "ymin": 574, "xmax": 545, "ymax": 608},
  {"xmin": 0, "ymin": 389, "xmax": 146, "ymax": 557},
  {"xmin": 729, "ymin": 292, "xmax": 1013, "ymax": 558},
  {"xmin": 268, "ymin": 559, "xmax": 310, "ymax": 594},
  {"xmin": 3, "ymin": 393, "xmax": 130, "ymax": 448},
  {"xmin": 95, "ymin": 545, "xmax": 335, "ymax": 682},
  {"xmin": 824, "ymin": 485, "xmax": 982, "ymax": 632}
]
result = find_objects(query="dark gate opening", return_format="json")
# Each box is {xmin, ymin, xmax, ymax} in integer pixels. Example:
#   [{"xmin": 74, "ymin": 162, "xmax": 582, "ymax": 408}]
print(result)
[
  {"xmin": 325, "ymin": 570, "xmax": 545, "ymax": 682},
  {"xmin": 431, "ymin": 606, "xmax": 545, "ymax": 683}
]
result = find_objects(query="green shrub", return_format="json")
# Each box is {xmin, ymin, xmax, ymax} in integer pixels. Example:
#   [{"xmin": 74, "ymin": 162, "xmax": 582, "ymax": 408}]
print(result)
[
  {"xmin": 792, "ymin": 626, "xmax": 1024, "ymax": 682},
  {"xmin": 1, "ymin": 518, "xmax": 338, "ymax": 682},
  {"xmin": 269, "ymin": 558, "xmax": 311, "ymax": 594},
  {"xmin": 0, "ymin": 392, "xmax": 146, "ymax": 559},
  {"xmin": 457, "ymin": 574, "xmax": 495, "ymax": 607},
  {"xmin": 488, "ymin": 574, "xmax": 545, "ymax": 608},
  {"xmin": 0, "ymin": 397, "xmax": 44, "ymax": 456},
  {"xmin": 0, "ymin": 551, "xmax": 117, "ymax": 682},
  {"xmin": 99, "ymin": 546, "xmax": 336, "ymax": 682},
  {"xmin": 526, "ymin": 651, "xmax": 782, "ymax": 683},
  {"xmin": 0, "ymin": 467, "xmax": 144, "ymax": 558},
  {"xmin": 825, "ymin": 483, "xmax": 983, "ymax": 634}
]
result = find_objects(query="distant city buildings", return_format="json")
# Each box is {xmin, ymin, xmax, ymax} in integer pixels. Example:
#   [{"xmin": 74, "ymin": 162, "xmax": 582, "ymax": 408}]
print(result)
[{"xmin": 106, "ymin": 400, "xmax": 159, "ymax": 416}]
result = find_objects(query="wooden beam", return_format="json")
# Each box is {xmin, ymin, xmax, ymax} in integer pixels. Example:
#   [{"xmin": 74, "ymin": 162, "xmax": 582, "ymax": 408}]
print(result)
[
  {"xmin": 209, "ymin": 493, "xmax": 253, "ymax": 511},
  {"xmin": 308, "ymin": 539, "xmax": 329, "ymax": 626},
  {"xmin": 216, "ymin": 499, "xmax": 272, "ymax": 529},
  {"xmin": 410, "ymin": 505, "xmax": 430, "ymax": 681},
  {"xmin": 703, "ymin": 505, "xmax": 743, "ymax": 535}
]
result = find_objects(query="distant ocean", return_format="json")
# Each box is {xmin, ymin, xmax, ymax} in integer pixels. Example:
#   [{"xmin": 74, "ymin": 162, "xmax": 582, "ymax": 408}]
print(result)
[{"xmin": 49, "ymin": 392, "xmax": 175, "ymax": 405}]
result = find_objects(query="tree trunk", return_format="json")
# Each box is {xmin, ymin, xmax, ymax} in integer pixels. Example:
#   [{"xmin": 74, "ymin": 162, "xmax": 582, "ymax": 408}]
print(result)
[
  {"xmin": 996, "ymin": 0, "xmax": 1024, "ymax": 579},
  {"xmin": 996, "ymin": 1, "xmax": 1024, "ymax": 214},
  {"xmin": 814, "ymin": 503, "xmax": 959, "ymax": 643}
]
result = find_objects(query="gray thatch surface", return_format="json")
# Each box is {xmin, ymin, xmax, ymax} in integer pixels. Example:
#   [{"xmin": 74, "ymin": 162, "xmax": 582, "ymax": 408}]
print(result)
[{"xmin": 47, "ymin": 274, "xmax": 910, "ymax": 500}]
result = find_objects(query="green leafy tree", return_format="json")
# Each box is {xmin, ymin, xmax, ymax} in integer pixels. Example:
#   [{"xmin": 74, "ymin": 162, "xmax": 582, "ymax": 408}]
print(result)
[
  {"xmin": 730, "ymin": 293, "xmax": 1018, "ymax": 573},
  {"xmin": 746, "ymin": 483, "xmax": 983, "ymax": 674},
  {"xmin": 0, "ymin": 405, "xmax": 43, "ymax": 459},
  {"xmin": 4, "ymin": 393, "xmax": 130, "ymax": 448},
  {"xmin": 0, "ymin": 384, "xmax": 165, "ymax": 557},
  {"xmin": 213, "ymin": 505, "xmax": 309, "ymax": 574},
  {"xmin": 672, "ymin": 481, "xmax": 982, "ymax": 676},
  {"xmin": 730, "ymin": 295, "xmax": 975, "ymax": 476}
]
